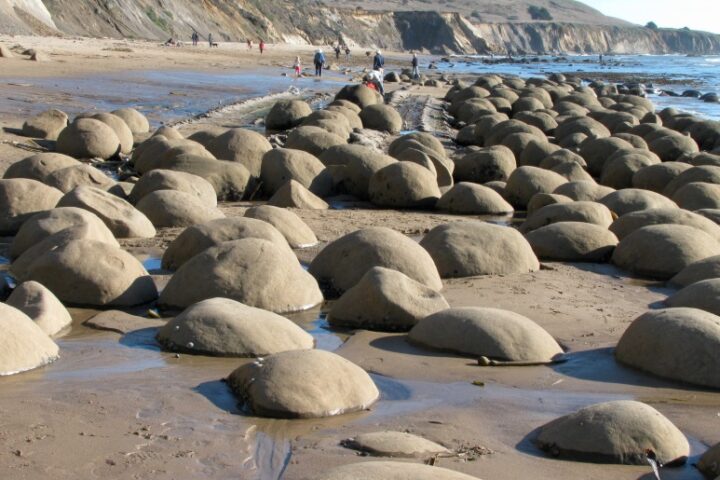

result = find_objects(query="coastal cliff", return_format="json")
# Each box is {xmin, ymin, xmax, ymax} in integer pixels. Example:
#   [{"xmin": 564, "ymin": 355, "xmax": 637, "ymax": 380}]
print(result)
[{"xmin": 2, "ymin": 0, "xmax": 720, "ymax": 55}]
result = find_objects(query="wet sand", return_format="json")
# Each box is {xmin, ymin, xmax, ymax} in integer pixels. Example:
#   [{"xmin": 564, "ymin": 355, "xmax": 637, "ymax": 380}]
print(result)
[{"xmin": 0, "ymin": 36, "xmax": 719, "ymax": 480}]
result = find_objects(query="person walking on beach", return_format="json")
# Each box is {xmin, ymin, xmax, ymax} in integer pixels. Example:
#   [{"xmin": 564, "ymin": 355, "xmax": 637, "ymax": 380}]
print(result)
[
  {"xmin": 293, "ymin": 56, "xmax": 302, "ymax": 78},
  {"xmin": 345, "ymin": 46, "xmax": 351, "ymax": 61},
  {"xmin": 334, "ymin": 45, "xmax": 341, "ymax": 60},
  {"xmin": 373, "ymin": 50, "xmax": 385, "ymax": 75},
  {"xmin": 314, "ymin": 49, "xmax": 326, "ymax": 77},
  {"xmin": 411, "ymin": 53, "xmax": 420, "ymax": 79},
  {"xmin": 259, "ymin": 40, "xmax": 265, "ymax": 54},
  {"xmin": 208, "ymin": 33, "xmax": 213, "ymax": 48},
  {"xmin": 191, "ymin": 31, "xmax": 198, "ymax": 46}
]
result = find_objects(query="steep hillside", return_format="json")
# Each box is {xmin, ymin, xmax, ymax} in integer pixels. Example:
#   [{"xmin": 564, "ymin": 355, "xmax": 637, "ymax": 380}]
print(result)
[{"xmin": 2, "ymin": 0, "xmax": 720, "ymax": 55}]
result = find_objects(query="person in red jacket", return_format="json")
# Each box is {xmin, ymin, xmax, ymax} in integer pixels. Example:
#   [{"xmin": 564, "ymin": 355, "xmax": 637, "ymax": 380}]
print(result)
[{"xmin": 259, "ymin": 40, "xmax": 265, "ymax": 54}]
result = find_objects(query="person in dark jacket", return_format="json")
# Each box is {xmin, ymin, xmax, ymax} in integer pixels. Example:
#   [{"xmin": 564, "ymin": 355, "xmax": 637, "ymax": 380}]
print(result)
[
  {"xmin": 412, "ymin": 53, "xmax": 419, "ymax": 79},
  {"xmin": 373, "ymin": 50, "xmax": 385, "ymax": 73},
  {"xmin": 314, "ymin": 49, "xmax": 326, "ymax": 77}
]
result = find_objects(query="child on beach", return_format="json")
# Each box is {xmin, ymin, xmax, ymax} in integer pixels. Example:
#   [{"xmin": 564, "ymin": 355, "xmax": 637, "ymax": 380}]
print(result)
[{"xmin": 293, "ymin": 56, "xmax": 302, "ymax": 77}]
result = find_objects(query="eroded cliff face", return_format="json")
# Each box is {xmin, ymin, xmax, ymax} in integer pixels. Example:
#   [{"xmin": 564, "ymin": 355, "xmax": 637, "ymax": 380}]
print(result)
[{"xmin": 2, "ymin": 0, "xmax": 720, "ymax": 55}]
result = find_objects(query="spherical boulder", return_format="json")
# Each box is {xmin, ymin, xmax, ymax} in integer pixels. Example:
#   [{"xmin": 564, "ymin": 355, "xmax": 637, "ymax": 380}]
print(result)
[
  {"xmin": 672, "ymin": 182, "xmax": 720, "ymax": 211},
  {"xmin": 632, "ymin": 162, "xmax": 692, "ymax": 193},
  {"xmin": 368, "ymin": 162, "xmax": 440, "ymax": 209},
  {"xmin": 3, "ymin": 152, "xmax": 80, "ymax": 182},
  {"xmin": 260, "ymin": 148, "xmax": 333, "ymax": 197},
  {"xmin": 409, "ymin": 307, "xmax": 562, "ymax": 362},
  {"xmin": 335, "ymin": 84, "xmax": 379, "ymax": 108},
  {"xmin": 244, "ymin": 205, "xmax": 317, "ymax": 248},
  {"xmin": 453, "ymin": 145, "xmax": 516, "ymax": 183},
  {"xmin": 436, "ymin": 182, "xmax": 513, "ymax": 215},
  {"xmin": 0, "ymin": 179, "xmax": 63, "ymax": 235},
  {"xmin": 162, "ymin": 217, "xmax": 288, "ymax": 270},
  {"xmin": 91, "ymin": 112, "xmax": 134, "ymax": 154},
  {"xmin": 7, "ymin": 281, "xmax": 72, "ymax": 336},
  {"xmin": 265, "ymin": 99, "xmax": 312, "ymax": 131},
  {"xmin": 664, "ymin": 166, "xmax": 720, "ymax": 197},
  {"xmin": 609, "ymin": 208, "xmax": 720, "ymax": 242},
  {"xmin": 206, "ymin": 128, "xmax": 272, "ymax": 178},
  {"xmin": 328, "ymin": 266, "xmax": 449, "ymax": 331},
  {"xmin": 227, "ymin": 349, "xmax": 379, "ymax": 418},
  {"xmin": 342, "ymin": 432, "xmax": 449, "ymax": 458},
  {"xmin": 20, "ymin": 239, "xmax": 158, "ymax": 307},
  {"xmin": 57, "ymin": 186, "xmax": 156, "ymax": 238},
  {"xmin": 43, "ymin": 164, "xmax": 115, "ymax": 193},
  {"xmin": 21, "ymin": 109, "xmax": 68, "ymax": 140},
  {"xmin": 420, "ymin": 221, "xmax": 539, "ymax": 278},
  {"xmin": 520, "ymin": 201, "xmax": 614, "ymax": 233},
  {"xmin": 268, "ymin": 179, "xmax": 329, "ymax": 209},
  {"xmin": 579, "ymin": 137, "xmax": 634, "ymax": 176},
  {"xmin": 600, "ymin": 151, "xmax": 659, "ymax": 190},
  {"xmin": 525, "ymin": 222, "xmax": 618, "ymax": 262},
  {"xmin": 649, "ymin": 134, "xmax": 699, "ymax": 162},
  {"xmin": 285, "ymin": 126, "xmax": 346, "ymax": 157},
  {"xmin": 136, "ymin": 190, "xmax": 225, "ymax": 228},
  {"xmin": 599, "ymin": 189, "xmax": 677, "ymax": 217},
  {"xmin": 313, "ymin": 461, "xmax": 480, "ymax": 480},
  {"xmin": 158, "ymin": 238, "xmax": 323, "ymax": 313},
  {"xmin": 527, "ymin": 193, "xmax": 573, "ymax": 215},
  {"xmin": 327, "ymin": 146, "xmax": 396, "ymax": 199},
  {"xmin": 612, "ymin": 224, "xmax": 720, "ymax": 279},
  {"xmin": 666, "ymin": 279, "xmax": 720, "ymax": 316},
  {"xmin": 554, "ymin": 181, "xmax": 614, "ymax": 202},
  {"xmin": 0, "ymin": 303, "xmax": 59, "ymax": 376},
  {"xmin": 504, "ymin": 166, "xmax": 567, "ymax": 208},
  {"xmin": 616, "ymin": 308, "xmax": 720, "ymax": 389},
  {"xmin": 129, "ymin": 169, "xmax": 217, "ymax": 207},
  {"xmin": 536, "ymin": 400, "xmax": 689, "ymax": 465},
  {"xmin": 156, "ymin": 297, "xmax": 313, "ymax": 356},
  {"xmin": 309, "ymin": 227, "xmax": 442, "ymax": 295},
  {"xmin": 56, "ymin": 118, "xmax": 121, "ymax": 159},
  {"xmin": 669, "ymin": 255, "xmax": 720, "ymax": 287},
  {"xmin": 359, "ymin": 104, "xmax": 402, "ymax": 133},
  {"xmin": 111, "ymin": 107, "xmax": 150, "ymax": 134}
]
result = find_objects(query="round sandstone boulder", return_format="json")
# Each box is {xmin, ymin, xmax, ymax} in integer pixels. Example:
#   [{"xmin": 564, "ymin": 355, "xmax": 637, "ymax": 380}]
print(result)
[
  {"xmin": 43, "ymin": 164, "xmax": 115, "ymax": 193},
  {"xmin": 453, "ymin": 145, "xmax": 516, "ymax": 183},
  {"xmin": 669, "ymin": 255, "xmax": 720, "ymax": 287},
  {"xmin": 599, "ymin": 189, "xmax": 677, "ymax": 216},
  {"xmin": 0, "ymin": 179, "xmax": 63, "ymax": 235},
  {"xmin": 504, "ymin": 166, "xmax": 567, "ymax": 208},
  {"xmin": 3, "ymin": 152, "xmax": 80, "ymax": 182},
  {"xmin": 136, "ymin": 190, "xmax": 225, "ymax": 228},
  {"xmin": 342, "ymin": 432, "xmax": 449, "ymax": 458},
  {"xmin": 6, "ymin": 280, "xmax": 72, "ymax": 336},
  {"xmin": 609, "ymin": 208, "xmax": 720, "ymax": 241},
  {"xmin": 260, "ymin": 148, "xmax": 333, "ymax": 197},
  {"xmin": 666, "ymin": 279, "xmax": 720, "ymax": 316},
  {"xmin": 520, "ymin": 201, "xmax": 614, "ymax": 233},
  {"xmin": 368, "ymin": 162, "xmax": 440, "ymax": 209},
  {"xmin": 672, "ymin": 182, "xmax": 720, "ymax": 211},
  {"xmin": 313, "ymin": 461, "xmax": 481, "ymax": 480},
  {"xmin": 0, "ymin": 303, "xmax": 59, "ymax": 376},
  {"xmin": 525, "ymin": 222, "xmax": 618, "ymax": 262},
  {"xmin": 129, "ymin": 169, "xmax": 217, "ymax": 207},
  {"xmin": 265, "ymin": 99, "xmax": 312, "ymax": 131},
  {"xmin": 21, "ymin": 109, "xmax": 68, "ymax": 140},
  {"xmin": 56, "ymin": 118, "xmax": 121, "ymax": 159},
  {"xmin": 111, "ymin": 107, "xmax": 150, "ymax": 134},
  {"xmin": 244, "ymin": 205, "xmax": 318, "ymax": 248},
  {"xmin": 436, "ymin": 182, "xmax": 513, "ymax": 215},
  {"xmin": 360, "ymin": 105, "xmax": 402, "ymax": 133},
  {"xmin": 206, "ymin": 128, "xmax": 272, "ymax": 178},
  {"xmin": 268, "ymin": 180, "xmax": 330, "ymax": 210}
]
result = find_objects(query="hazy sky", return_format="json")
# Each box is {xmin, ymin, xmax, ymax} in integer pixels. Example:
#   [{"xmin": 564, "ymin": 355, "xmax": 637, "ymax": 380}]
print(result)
[{"xmin": 582, "ymin": 0, "xmax": 720, "ymax": 34}]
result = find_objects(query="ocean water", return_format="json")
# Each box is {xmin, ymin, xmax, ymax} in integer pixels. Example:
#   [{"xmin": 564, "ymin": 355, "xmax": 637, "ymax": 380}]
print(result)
[{"xmin": 438, "ymin": 54, "xmax": 720, "ymax": 119}]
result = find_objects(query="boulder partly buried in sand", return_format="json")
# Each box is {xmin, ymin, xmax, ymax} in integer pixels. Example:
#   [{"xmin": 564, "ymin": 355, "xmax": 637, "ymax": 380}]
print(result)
[
  {"xmin": 156, "ymin": 297, "xmax": 313, "ymax": 357},
  {"xmin": 227, "ymin": 349, "xmax": 379, "ymax": 418},
  {"xmin": 436, "ymin": 182, "xmax": 513, "ymax": 215},
  {"xmin": 309, "ymin": 227, "xmax": 442, "ymax": 295},
  {"xmin": 609, "ymin": 208, "xmax": 720, "ymax": 241},
  {"xmin": 599, "ymin": 188, "xmax": 677, "ymax": 217},
  {"xmin": 409, "ymin": 307, "xmax": 562, "ymax": 363},
  {"xmin": 669, "ymin": 255, "xmax": 720, "ymax": 287},
  {"xmin": 525, "ymin": 222, "xmax": 618, "ymax": 262},
  {"xmin": 359, "ymin": 104, "xmax": 402, "ymax": 133},
  {"xmin": 536, "ymin": 400, "xmax": 689, "ymax": 465},
  {"xmin": 368, "ymin": 162, "xmax": 440, "ymax": 209},
  {"xmin": 666, "ymin": 279, "xmax": 720, "ymax": 316},
  {"xmin": 328, "ymin": 267, "xmax": 449, "ymax": 332},
  {"xmin": 3, "ymin": 152, "xmax": 80, "ymax": 182},
  {"xmin": 244, "ymin": 205, "xmax": 318, "ymax": 248},
  {"xmin": 158, "ymin": 238, "xmax": 322, "ymax": 313},
  {"xmin": 504, "ymin": 166, "xmax": 567, "ymax": 208},
  {"xmin": 616, "ymin": 308, "xmax": 720, "ymax": 388},
  {"xmin": 7, "ymin": 281, "xmax": 73, "ymax": 337},
  {"xmin": 19, "ymin": 239, "xmax": 158, "ymax": 307},
  {"xmin": 268, "ymin": 180, "xmax": 329, "ymax": 210},
  {"xmin": 342, "ymin": 431, "xmax": 449, "ymax": 458},
  {"xmin": 612, "ymin": 224, "xmax": 720, "ymax": 279},
  {"xmin": 21, "ymin": 109, "xmax": 68, "ymax": 140},
  {"xmin": 0, "ymin": 303, "xmax": 59, "ymax": 376},
  {"xmin": 420, "ymin": 222, "xmax": 539, "ymax": 278},
  {"xmin": 260, "ymin": 148, "xmax": 333, "ymax": 197},
  {"xmin": 136, "ymin": 190, "xmax": 225, "ymax": 228},
  {"xmin": 265, "ymin": 99, "xmax": 312, "ymax": 131},
  {"xmin": 111, "ymin": 107, "xmax": 150, "ymax": 134},
  {"xmin": 56, "ymin": 118, "xmax": 121, "ymax": 160},
  {"xmin": 43, "ymin": 164, "xmax": 115, "ymax": 193},
  {"xmin": 520, "ymin": 201, "xmax": 614, "ymax": 233},
  {"xmin": 206, "ymin": 128, "xmax": 272, "ymax": 178},
  {"xmin": 0, "ymin": 179, "xmax": 63, "ymax": 235},
  {"xmin": 313, "ymin": 461, "xmax": 481, "ymax": 480},
  {"xmin": 129, "ymin": 169, "xmax": 217, "ymax": 207}
]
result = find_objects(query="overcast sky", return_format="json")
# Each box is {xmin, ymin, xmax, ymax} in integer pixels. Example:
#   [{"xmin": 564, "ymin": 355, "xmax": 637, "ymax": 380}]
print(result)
[{"xmin": 581, "ymin": 0, "xmax": 720, "ymax": 34}]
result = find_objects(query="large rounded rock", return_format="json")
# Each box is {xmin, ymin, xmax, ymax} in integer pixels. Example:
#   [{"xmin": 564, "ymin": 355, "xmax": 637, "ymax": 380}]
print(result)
[
  {"xmin": 265, "ymin": 99, "xmax": 312, "ymax": 131},
  {"xmin": 0, "ymin": 303, "xmax": 59, "ymax": 376},
  {"xmin": 268, "ymin": 180, "xmax": 329, "ymax": 209},
  {"xmin": 521, "ymin": 201, "xmax": 614, "ymax": 233},
  {"xmin": 368, "ymin": 162, "xmax": 440, "ymax": 209},
  {"xmin": 420, "ymin": 221, "xmax": 539, "ymax": 278},
  {"xmin": 672, "ymin": 182, "xmax": 720, "ymax": 210},
  {"xmin": 129, "ymin": 169, "xmax": 217, "ymax": 207},
  {"xmin": 409, "ymin": 307, "xmax": 562, "ymax": 362},
  {"xmin": 309, "ymin": 227, "xmax": 442, "ymax": 295},
  {"xmin": 525, "ymin": 222, "xmax": 618, "ymax": 262},
  {"xmin": 527, "ymin": 193, "xmax": 573, "ymax": 215},
  {"xmin": 44, "ymin": 164, "xmax": 115, "ymax": 193},
  {"xmin": 342, "ymin": 150, "xmax": 397, "ymax": 199},
  {"xmin": 632, "ymin": 162, "xmax": 692, "ymax": 193},
  {"xmin": 111, "ymin": 107, "xmax": 150, "ymax": 134},
  {"xmin": 612, "ymin": 224, "xmax": 720, "ymax": 279},
  {"xmin": 335, "ymin": 84, "xmax": 379, "ymax": 109},
  {"xmin": 158, "ymin": 238, "xmax": 323, "ymax": 312},
  {"xmin": 599, "ymin": 189, "xmax": 677, "ymax": 216},
  {"xmin": 670, "ymin": 255, "xmax": 720, "ymax": 287},
  {"xmin": 157, "ymin": 298, "xmax": 313, "ymax": 356},
  {"xmin": 56, "ymin": 118, "xmax": 121, "ymax": 159},
  {"xmin": 579, "ymin": 137, "xmax": 634, "ymax": 176},
  {"xmin": 649, "ymin": 134, "xmax": 699, "ymax": 162},
  {"xmin": 453, "ymin": 145, "xmax": 516, "ymax": 183},
  {"xmin": 504, "ymin": 166, "xmax": 567, "ymax": 208},
  {"xmin": 666, "ymin": 279, "xmax": 720, "ymax": 316},
  {"xmin": 260, "ymin": 148, "xmax": 332, "ymax": 197},
  {"xmin": 554, "ymin": 181, "xmax": 614, "ymax": 202},
  {"xmin": 313, "ymin": 461, "xmax": 480, "ymax": 480},
  {"xmin": 360, "ymin": 105, "xmax": 402, "ymax": 133},
  {"xmin": 436, "ymin": 182, "xmax": 513, "ymax": 214},
  {"xmin": 162, "ymin": 217, "xmax": 288, "ymax": 270},
  {"xmin": 244, "ymin": 205, "xmax": 318, "ymax": 248},
  {"xmin": 342, "ymin": 432, "xmax": 449, "ymax": 458},
  {"xmin": 228, "ymin": 349, "xmax": 379, "ymax": 418},
  {"xmin": 328, "ymin": 266, "xmax": 449, "ymax": 331},
  {"xmin": 698, "ymin": 443, "xmax": 720, "ymax": 478},
  {"xmin": 664, "ymin": 166, "xmax": 720, "ymax": 197},
  {"xmin": 58, "ymin": 186, "xmax": 156, "ymax": 238},
  {"xmin": 616, "ymin": 308, "xmax": 720, "ymax": 389},
  {"xmin": 536, "ymin": 400, "xmax": 689, "ymax": 465},
  {"xmin": 136, "ymin": 190, "xmax": 225, "ymax": 228},
  {"xmin": 91, "ymin": 112, "xmax": 134, "ymax": 154},
  {"xmin": 609, "ymin": 208, "xmax": 720, "ymax": 241},
  {"xmin": 7, "ymin": 281, "xmax": 72, "ymax": 336},
  {"xmin": 22, "ymin": 109, "xmax": 68, "ymax": 140},
  {"xmin": 3, "ymin": 153, "xmax": 80, "ymax": 182},
  {"xmin": 20, "ymin": 239, "xmax": 158, "ymax": 306},
  {"xmin": 600, "ymin": 151, "xmax": 659, "ymax": 189},
  {"xmin": 388, "ymin": 132, "xmax": 446, "ymax": 159},
  {"xmin": 285, "ymin": 126, "xmax": 345, "ymax": 157},
  {"xmin": 206, "ymin": 128, "xmax": 272, "ymax": 178},
  {"xmin": 0, "ymin": 179, "xmax": 63, "ymax": 235}
]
